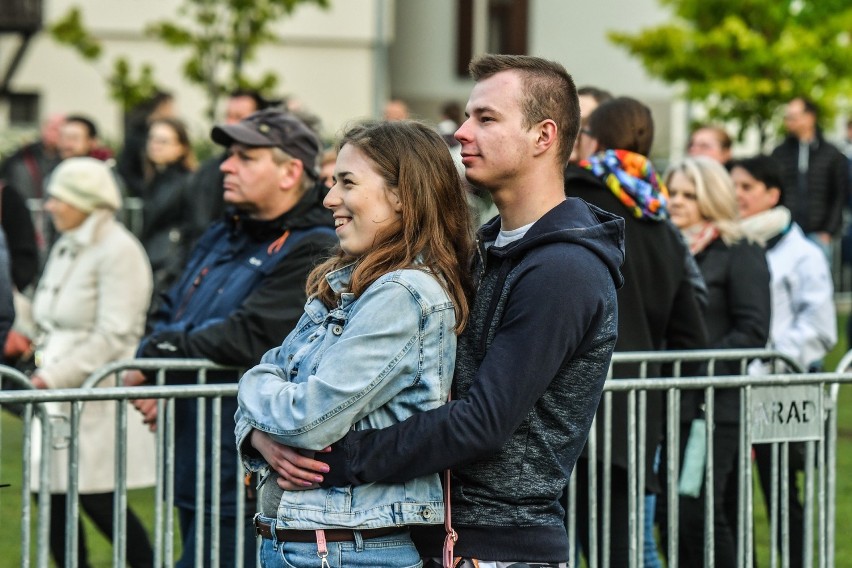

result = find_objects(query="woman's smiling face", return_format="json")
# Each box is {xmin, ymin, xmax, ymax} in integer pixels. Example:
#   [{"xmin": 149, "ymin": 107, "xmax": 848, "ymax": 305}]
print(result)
[{"xmin": 323, "ymin": 144, "xmax": 402, "ymax": 257}]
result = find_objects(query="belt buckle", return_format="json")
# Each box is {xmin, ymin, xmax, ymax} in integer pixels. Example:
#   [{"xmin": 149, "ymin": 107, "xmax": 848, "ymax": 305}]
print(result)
[{"xmin": 252, "ymin": 513, "xmax": 264, "ymax": 537}]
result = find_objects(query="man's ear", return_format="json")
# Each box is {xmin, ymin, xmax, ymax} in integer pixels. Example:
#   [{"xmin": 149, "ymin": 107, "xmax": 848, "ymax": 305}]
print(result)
[
  {"xmin": 279, "ymin": 159, "xmax": 306, "ymax": 190},
  {"xmin": 532, "ymin": 119, "xmax": 558, "ymax": 157}
]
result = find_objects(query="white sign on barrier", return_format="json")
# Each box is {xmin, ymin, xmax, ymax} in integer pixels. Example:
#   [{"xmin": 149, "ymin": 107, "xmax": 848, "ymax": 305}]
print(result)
[{"xmin": 750, "ymin": 385, "xmax": 823, "ymax": 443}]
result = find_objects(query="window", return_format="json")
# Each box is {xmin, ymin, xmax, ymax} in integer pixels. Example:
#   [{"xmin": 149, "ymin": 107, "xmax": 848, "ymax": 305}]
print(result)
[
  {"xmin": 456, "ymin": 0, "xmax": 528, "ymax": 77},
  {"xmin": 8, "ymin": 92, "xmax": 39, "ymax": 126}
]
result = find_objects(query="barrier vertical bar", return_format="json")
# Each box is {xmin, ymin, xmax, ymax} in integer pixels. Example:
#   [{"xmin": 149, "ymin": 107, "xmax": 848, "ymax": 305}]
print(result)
[
  {"xmin": 803, "ymin": 440, "xmax": 815, "ymax": 568},
  {"xmin": 627, "ymin": 389, "xmax": 637, "ymax": 568},
  {"xmin": 20, "ymin": 403, "xmax": 32, "ymax": 568},
  {"xmin": 588, "ymin": 414, "xmax": 598, "ymax": 568},
  {"xmin": 704, "ymin": 385, "xmax": 715, "ymax": 568},
  {"xmin": 210, "ymin": 396, "xmax": 221, "ymax": 568},
  {"xmin": 67, "ymin": 401, "xmax": 82, "ymax": 567},
  {"xmin": 770, "ymin": 443, "xmax": 779, "ymax": 568},
  {"xmin": 194, "ymin": 376, "xmax": 207, "ymax": 568},
  {"xmin": 154, "ymin": 368, "xmax": 167, "ymax": 567},
  {"xmin": 781, "ymin": 442, "xmax": 790, "ymax": 568},
  {"xmin": 113, "ymin": 396, "xmax": 129, "ymax": 567},
  {"xmin": 165, "ymin": 397, "xmax": 176, "ymax": 566},
  {"xmin": 602, "ymin": 391, "xmax": 613, "ymax": 568}
]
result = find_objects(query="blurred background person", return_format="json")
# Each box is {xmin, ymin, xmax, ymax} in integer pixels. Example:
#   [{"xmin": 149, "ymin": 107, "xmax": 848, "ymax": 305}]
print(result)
[
  {"xmin": 731, "ymin": 155, "xmax": 836, "ymax": 568},
  {"xmin": 568, "ymin": 96, "xmax": 707, "ymax": 568},
  {"xmin": 664, "ymin": 156, "xmax": 770, "ymax": 568},
  {"xmin": 568, "ymin": 85, "xmax": 613, "ymax": 164},
  {"xmin": 58, "ymin": 115, "xmax": 106, "ymax": 161},
  {"xmin": 318, "ymin": 148, "xmax": 337, "ymax": 190},
  {"xmin": 183, "ymin": 89, "xmax": 276, "ymax": 250},
  {"xmin": 0, "ymin": 112, "xmax": 64, "ymax": 201},
  {"xmin": 687, "ymin": 124, "xmax": 733, "ymax": 167},
  {"xmin": 28, "ymin": 157, "xmax": 155, "ymax": 568},
  {"xmin": 771, "ymin": 97, "xmax": 849, "ymax": 261},
  {"xmin": 383, "ymin": 98, "xmax": 410, "ymax": 121},
  {"xmin": 139, "ymin": 117, "xmax": 197, "ymax": 296},
  {"xmin": 117, "ymin": 91, "xmax": 176, "ymax": 197}
]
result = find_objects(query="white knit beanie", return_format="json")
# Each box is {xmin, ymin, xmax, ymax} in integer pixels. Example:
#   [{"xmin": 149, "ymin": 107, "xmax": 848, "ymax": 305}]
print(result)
[{"xmin": 48, "ymin": 157, "xmax": 122, "ymax": 212}]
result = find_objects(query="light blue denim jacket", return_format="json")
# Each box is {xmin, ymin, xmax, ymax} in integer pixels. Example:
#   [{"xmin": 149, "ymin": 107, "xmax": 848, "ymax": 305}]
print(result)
[{"xmin": 234, "ymin": 263, "xmax": 455, "ymax": 529}]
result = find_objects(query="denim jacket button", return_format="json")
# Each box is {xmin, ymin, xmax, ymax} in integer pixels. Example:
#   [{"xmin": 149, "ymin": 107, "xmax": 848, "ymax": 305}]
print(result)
[
  {"xmin": 331, "ymin": 324, "xmax": 344, "ymax": 336},
  {"xmin": 421, "ymin": 507, "xmax": 433, "ymax": 519}
]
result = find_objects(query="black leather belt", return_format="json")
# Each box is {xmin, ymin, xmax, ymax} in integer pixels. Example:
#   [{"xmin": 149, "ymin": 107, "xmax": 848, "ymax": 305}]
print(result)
[{"xmin": 253, "ymin": 517, "xmax": 402, "ymax": 543}]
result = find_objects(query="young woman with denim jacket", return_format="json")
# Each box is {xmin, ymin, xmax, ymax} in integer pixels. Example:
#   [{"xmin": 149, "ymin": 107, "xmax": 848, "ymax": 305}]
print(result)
[{"xmin": 235, "ymin": 120, "xmax": 473, "ymax": 568}]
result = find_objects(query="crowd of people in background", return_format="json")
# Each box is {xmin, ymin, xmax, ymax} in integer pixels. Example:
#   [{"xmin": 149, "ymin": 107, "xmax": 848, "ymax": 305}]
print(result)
[{"xmin": 0, "ymin": 57, "xmax": 850, "ymax": 567}]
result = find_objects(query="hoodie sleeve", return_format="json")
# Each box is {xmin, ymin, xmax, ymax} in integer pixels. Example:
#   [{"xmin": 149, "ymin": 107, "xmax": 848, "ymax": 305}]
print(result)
[{"xmin": 319, "ymin": 243, "xmax": 616, "ymax": 486}]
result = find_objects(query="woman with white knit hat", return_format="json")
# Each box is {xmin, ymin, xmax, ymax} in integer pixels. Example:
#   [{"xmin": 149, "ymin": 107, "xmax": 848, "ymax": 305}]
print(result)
[{"xmin": 29, "ymin": 157, "xmax": 156, "ymax": 567}]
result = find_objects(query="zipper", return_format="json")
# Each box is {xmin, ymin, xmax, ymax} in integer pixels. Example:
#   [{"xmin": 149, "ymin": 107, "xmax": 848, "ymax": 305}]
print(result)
[{"xmin": 174, "ymin": 266, "xmax": 210, "ymax": 320}]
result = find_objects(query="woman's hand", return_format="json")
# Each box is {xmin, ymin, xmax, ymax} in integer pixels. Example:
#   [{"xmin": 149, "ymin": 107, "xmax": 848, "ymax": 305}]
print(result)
[{"xmin": 249, "ymin": 430, "xmax": 331, "ymax": 490}]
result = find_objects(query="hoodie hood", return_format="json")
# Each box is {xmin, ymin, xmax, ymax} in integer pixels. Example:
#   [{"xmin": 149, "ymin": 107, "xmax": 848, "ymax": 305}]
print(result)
[
  {"xmin": 580, "ymin": 149, "xmax": 669, "ymax": 221},
  {"xmin": 479, "ymin": 198, "xmax": 625, "ymax": 290}
]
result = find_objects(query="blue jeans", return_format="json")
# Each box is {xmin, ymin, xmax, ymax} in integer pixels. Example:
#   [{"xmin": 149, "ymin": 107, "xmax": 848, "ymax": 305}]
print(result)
[
  {"xmin": 644, "ymin": 494, "xmax": 662, "ymax": 568},
  {"xmin": 258, "ymin": 525, "xmax": 421, "ymax": 568}
]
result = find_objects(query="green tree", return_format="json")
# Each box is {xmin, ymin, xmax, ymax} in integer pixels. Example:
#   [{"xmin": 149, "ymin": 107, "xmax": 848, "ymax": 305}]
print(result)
[
  {"xmin": 50, "ymin": 7, "xmax": 161, "ymax": 113},
  {"xmin": 609, "ymin": 0, "xmax": 852, "ymax": 145},
  {"xmin": 148, "ymin": 0, "xmax": 330, "ymax": 121}
]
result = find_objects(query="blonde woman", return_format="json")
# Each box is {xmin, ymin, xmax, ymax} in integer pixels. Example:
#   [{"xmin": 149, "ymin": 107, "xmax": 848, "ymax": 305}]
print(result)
[{"xmin": 664, "ymin": 156, "xmax": 770, "ymax": 568}]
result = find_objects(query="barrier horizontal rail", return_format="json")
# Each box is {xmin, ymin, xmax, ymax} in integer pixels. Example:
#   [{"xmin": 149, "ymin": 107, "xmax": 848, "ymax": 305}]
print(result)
[{"xmin": 2, "ymin": 350, "xmax": 848, "ymax": 568}]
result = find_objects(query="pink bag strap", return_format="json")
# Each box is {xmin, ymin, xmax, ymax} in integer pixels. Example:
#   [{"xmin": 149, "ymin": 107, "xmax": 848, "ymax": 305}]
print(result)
[{"xmin": 442, "ymin": 392, "xmax": 457, "ymax": 568}]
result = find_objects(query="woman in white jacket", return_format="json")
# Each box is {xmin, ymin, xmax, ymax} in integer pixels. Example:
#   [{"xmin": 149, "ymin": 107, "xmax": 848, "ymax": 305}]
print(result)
[
  {"xmin": 29, "ymin": 157, "xmax": 156, "ymax": 567},
  {"xmin": 731, "ymin": 154, "xmax": 837, "ymax": 568}
]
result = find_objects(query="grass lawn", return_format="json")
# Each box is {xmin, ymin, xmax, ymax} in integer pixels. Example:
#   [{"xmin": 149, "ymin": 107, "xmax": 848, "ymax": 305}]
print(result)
[{"xmin": 2, "ymin": 319, "xmax": 851, "ymax": 567}]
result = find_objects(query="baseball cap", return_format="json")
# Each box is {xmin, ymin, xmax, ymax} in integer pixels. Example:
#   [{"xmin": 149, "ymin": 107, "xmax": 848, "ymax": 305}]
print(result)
[{"xmin": 211, "ymin": 109, "xmax": 321, "ymax": 180}]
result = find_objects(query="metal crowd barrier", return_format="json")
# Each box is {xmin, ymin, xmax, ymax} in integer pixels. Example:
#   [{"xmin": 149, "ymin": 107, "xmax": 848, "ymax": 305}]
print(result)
[
  {"xmin": 1, "ymin": 350, "xmax": 848, "ymax": 568},
  {"xmin": 567, "ymin": 348, "xmax": 839, "ymax": 568},
  {"xmin": 0, "ymin": 359, "xmax": 244, "ymax": 568}
]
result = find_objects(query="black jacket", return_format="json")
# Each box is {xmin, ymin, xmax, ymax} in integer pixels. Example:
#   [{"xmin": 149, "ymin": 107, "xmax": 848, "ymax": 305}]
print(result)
[
  {"xmin": 139, "ymin": 163, "xmax": 194, "ymax": 293},
  {"xmin": 682, "ymin": 237, "xmax": 771, "ymax": 424},
  {"xmin": 565, "ymin": 165, "xmax": 708, "ymax": 491},
  {"xmin": 771, "ymin": 133, "xmax": 849, "ymax": 235},
  {"xmin": 0, "ymin": 183, "xmax": 39, "ymax": 290},
  {"xmin": 321, "ymin": 198, "xmax": 625, "ymax": 561},
  {"xmin": 138, "ymin": 183, "xmax": 336, "ymax": 514}
]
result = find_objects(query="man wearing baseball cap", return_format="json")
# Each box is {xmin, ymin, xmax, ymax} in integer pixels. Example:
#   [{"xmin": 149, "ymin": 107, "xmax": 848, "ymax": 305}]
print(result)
[{"xmin": 124, "ymin": 109, "xmax": 336, "ymax": 567}]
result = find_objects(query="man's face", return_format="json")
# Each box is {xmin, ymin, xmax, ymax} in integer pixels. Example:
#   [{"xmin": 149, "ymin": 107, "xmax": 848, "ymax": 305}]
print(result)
[
  {"xmin": 783, "ymin": 99, "xmax": 815, "ymax": 139},
  {"xmin": 220, "ymin": 144, "xmax": 289, "ymax": 219},
  {"xmin": 731, "ymin": 166, "xmax": 780, "ymax": 219},
  {"xmin": 41, "ymin": 114, "xmax": 66, "ymax": 150},
  {"xmin": 454, "ymin": 70, "xmax": 535, "ymax": 190},
  {"xmin": 225, "ymin": 96, "xmax": 259, "ymax": 125},
  {"xmin": 58, "ymin": 122, "xmax": 95, "ymax": 159},
  {"xmin": 688, "ymin": 128, "xmax": 730, "ymax": 164}
]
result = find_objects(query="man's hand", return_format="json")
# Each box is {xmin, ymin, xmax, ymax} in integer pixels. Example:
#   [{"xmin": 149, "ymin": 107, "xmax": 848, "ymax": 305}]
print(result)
[
  {"xmin": 122, "ymin": 370, "xmax": 147, "ymax": 387},
  {"xmin": 124, "ymin": 371, "xmax": 158, "ymax": 431},
  {"xmin": 249, "ymin": 430, "xmax": 330, "ymax": 490},
  {"xmin": 131, "ymin": 398, "xmax": 158, "ymax": 431}
]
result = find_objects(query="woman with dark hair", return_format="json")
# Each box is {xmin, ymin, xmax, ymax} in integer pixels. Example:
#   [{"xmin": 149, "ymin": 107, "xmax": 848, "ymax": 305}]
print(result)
[
  {"xmin": 665, "ymin": 156, "xmax": 771, "ymax": 567},
  {"xmin": 139, "ymin": 117, "xmax": 197, "ymax": 295},
  {"xmin": 235, "ymin": 120, "xmax": 473, "ymax": 567},
  {"xmin": 731, "ymin": 155, "xmax": 836, "ymax": 568}
]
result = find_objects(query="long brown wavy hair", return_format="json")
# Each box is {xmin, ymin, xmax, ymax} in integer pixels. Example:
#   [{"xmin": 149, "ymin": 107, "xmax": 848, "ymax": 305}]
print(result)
[{"xmin": 306, "ymin": 120, "xmax": 473, "ymax": 332}]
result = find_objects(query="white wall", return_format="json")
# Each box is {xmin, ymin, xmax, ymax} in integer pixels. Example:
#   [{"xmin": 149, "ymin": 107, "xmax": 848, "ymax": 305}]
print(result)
[{"xmin": 3, "ymin": 0, "xmax": 388, "ymax": 142}]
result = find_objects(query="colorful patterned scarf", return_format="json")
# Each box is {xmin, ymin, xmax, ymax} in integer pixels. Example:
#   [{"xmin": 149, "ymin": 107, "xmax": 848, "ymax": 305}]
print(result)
[{"xmin": 581, "ymin": 149, "xmax": 669, "ymax": 221}]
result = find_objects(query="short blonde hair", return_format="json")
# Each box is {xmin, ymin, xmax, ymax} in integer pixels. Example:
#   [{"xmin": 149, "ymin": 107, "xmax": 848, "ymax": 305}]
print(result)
[{"xmin": 664, "ymin": 156, "xmax": 743, "ymax": 244}]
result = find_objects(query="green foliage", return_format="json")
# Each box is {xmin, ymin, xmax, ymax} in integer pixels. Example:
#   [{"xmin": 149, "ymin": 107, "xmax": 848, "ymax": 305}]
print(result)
[
  {"xmin": 610, "ymin": 0, "xmax": 852, "ymax": 144},
  {"xmin": 48, "ymin": 8, "xmax": 164, "ymax": 113},
  {"xmin": 48, "ymin": 7, "xmax": 102, "ymax": 60},
  {"xmin": 146, "ymin": 0, "xmax": 331, "ymax": 121}
]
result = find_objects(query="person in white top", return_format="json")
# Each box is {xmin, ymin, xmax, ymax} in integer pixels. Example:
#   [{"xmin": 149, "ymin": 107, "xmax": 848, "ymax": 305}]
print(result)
[{"xmin": 731, "ymin": 154, "xmax": 836, "ymax": 568}]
